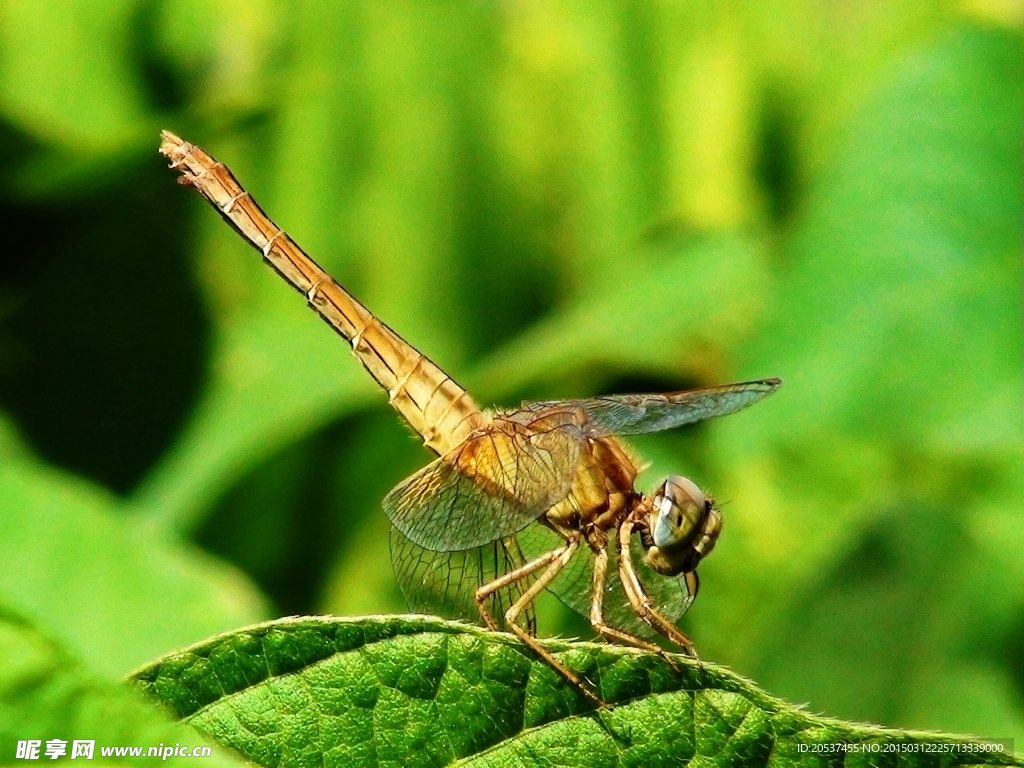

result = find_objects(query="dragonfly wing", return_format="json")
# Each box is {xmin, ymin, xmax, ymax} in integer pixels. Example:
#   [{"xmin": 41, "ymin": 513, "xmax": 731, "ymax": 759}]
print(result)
[
  {"xmin": 384, "ymin": 410, "xmax": 586, "ymax": 551},
  {"xmin": 517, "ymin": 523, "xmax": 697, "ymax": 641},
  {"xmin": 524, "ymin": 378, "xmax": 781, "ymax": 437},
  {"xmin": 389, "ymin": 527, "xmax": 536, "ymax": 633}
]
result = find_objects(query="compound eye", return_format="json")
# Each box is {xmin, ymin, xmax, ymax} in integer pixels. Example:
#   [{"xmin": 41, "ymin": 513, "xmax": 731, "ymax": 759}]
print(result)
[{"xmin": 650, "ymin": 476, "xmax": 707, "ymax": 550}]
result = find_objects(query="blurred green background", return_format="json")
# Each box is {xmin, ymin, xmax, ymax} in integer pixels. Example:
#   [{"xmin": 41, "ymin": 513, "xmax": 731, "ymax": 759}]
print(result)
[{"xmin": 0, "ymin": 0, "xmax": 1021, "ymax": 745}]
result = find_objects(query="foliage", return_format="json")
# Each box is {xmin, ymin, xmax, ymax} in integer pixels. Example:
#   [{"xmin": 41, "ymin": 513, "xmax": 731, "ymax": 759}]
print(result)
[
  {"xmin": 0, "ymin": 604, "xmax": 245, "ymax": 767},
  {"xmin": 131, "ymin": 615, "xmax": 1022, "ymax": 768},
  {"xmin": 0, "ymin": 1, "xmax": 1021, "ymax": 765}
]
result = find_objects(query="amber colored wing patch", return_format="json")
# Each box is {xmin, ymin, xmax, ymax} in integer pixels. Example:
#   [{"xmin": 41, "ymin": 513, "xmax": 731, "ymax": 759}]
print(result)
[{"xmin": 383, "ymin": 408, "xmax": 586, "ymax": 552}]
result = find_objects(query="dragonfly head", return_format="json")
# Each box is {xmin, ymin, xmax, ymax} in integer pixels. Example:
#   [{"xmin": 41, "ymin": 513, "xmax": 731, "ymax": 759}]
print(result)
[{"xmin": 641, "ymin": 475, "xmax": 722, "ymax": 576}]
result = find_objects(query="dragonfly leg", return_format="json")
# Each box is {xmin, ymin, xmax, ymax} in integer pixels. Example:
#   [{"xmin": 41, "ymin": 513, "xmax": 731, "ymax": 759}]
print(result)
[
  {"xmin": 617, "ymin": 519, "xmax": 700, "ymax": 658},
  {"xmin": 504, "ymin": 540, "xmax": 609, "ymax": 707},
  {"xmin": 474, "ymin": 543, "xmax": 570, "ymax": 631},
  {"xmin": 477, "ymin": 538, "xmax": 606, "ymax": 706},
  {"xmin": 588, "ymin": 546, "xmax": 681, "ymax": 672}
]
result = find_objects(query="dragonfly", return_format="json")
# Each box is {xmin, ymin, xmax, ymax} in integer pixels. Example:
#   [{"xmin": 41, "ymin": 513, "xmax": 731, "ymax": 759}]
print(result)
[{"xmin": 160, "ymin": 131, "xmax": 781, "ymax": 705}]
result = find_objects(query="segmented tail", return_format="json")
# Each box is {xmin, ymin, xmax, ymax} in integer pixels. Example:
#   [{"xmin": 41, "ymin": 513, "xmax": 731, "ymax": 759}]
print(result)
[{"xmin": 160, "ymin": 131, "xmax": 484, "ymax": 455}]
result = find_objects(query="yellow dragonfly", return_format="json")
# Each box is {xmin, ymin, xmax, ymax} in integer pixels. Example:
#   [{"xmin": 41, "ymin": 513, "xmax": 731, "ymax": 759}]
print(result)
[{"xmin": 160, "ymin": 131, "xmax": 781, "ymax": 704}]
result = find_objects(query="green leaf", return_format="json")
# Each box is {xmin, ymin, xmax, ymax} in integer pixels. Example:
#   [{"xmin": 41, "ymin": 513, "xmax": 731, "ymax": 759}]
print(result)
[
  {"xmin": 132, "ymin": 615, "xmax": 1021, "ymax": 768},
  {"xmin": 0, "ymin": 604, "xmax": 246, "ymax": 767},
  {"xmin": 0, "ymin": 455, "xmax": 268, "ymax": 677}
]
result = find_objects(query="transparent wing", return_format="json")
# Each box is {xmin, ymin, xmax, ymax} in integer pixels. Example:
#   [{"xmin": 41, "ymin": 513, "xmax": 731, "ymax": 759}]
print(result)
[
  {"xmin": 383, "ymin": 409, "xmax": 586, "ymax": 551},
  {"xmin": 389, "ymin": 526, "xmax": 536, "ymax": 633},
  {"xmin": 517, "ymin": 523, "xmax": 697, "ymax": 642},
  {"xmin": 522, "ymin": 378, "xmax": 781, "ymax": 437}
]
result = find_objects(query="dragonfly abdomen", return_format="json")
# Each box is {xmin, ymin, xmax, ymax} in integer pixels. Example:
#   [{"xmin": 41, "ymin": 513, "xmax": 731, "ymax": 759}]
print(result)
[
  {"xmin": 160, "ymin": 131, "xmax": 486, "ymax": 457},
  {"xmin": 304, "ymin": 284, "xmax": 485, "ymax": 455}
]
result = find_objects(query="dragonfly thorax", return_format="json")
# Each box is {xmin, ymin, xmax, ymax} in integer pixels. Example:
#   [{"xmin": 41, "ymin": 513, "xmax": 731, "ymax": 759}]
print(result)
[{"xmin": 641, "ymin": 475, "xmax": 722, "ymax": 576}]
